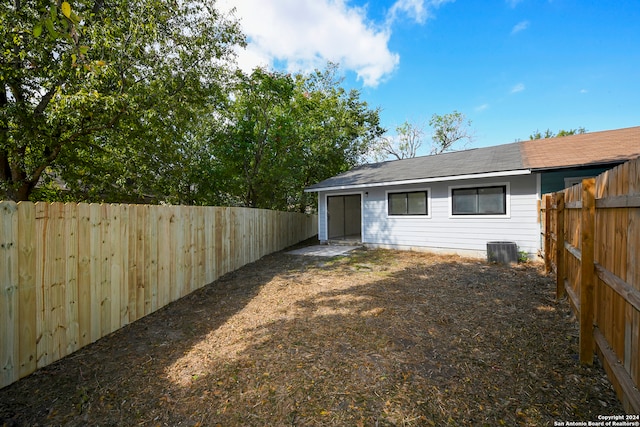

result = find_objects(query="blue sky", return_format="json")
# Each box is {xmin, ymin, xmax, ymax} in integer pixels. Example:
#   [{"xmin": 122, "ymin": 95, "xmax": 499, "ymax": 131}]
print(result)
[{"xmin": 219, "ymin": 0, "xmax": 639, "ymax": 155}]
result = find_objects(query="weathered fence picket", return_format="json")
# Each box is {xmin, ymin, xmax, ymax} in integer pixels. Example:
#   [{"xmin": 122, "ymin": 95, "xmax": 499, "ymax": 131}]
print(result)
[{"xmin": 541, "ymin": 156, "xmax": 640, "ymax": 413}]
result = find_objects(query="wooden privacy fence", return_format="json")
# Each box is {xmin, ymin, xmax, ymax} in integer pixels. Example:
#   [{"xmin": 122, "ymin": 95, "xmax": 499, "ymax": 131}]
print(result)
[
  {"xmin": 541, "ymin": 156, "xmax": 640, "ymax": 413},
  {"xmin": 0, "ymin": 202, "xmax": 317, "ymax": 389}
]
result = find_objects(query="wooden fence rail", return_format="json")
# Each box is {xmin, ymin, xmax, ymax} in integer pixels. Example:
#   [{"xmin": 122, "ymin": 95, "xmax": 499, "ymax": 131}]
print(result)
[
  {"xmin": 0, "ymin": 202, "xmax": 317, "ymax": 389},
  {"xmin": 541, "ymin": 156, "xmax": 640, "ymax": 413}
]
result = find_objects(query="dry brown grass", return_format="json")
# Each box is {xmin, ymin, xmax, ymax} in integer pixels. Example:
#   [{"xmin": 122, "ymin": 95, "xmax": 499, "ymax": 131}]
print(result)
[{"xmin": 0, "ymin": 244, "xmax": 624, "ymax": 426}]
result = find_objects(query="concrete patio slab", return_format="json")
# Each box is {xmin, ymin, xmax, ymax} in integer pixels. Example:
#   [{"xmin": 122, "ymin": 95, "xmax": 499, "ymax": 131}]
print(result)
[{"xmin": 286, "ymin": 245, "xmax": 361, "ymax": 257}]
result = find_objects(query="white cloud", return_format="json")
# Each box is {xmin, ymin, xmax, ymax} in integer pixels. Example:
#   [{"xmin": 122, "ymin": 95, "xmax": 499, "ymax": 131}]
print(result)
[
  {"xmin": 387, "ymin": 0, "xmax": 428, "ymax": 24},
  {"xmin": 511, "ymin": 20, "xmax": 529, "ymax": 34},
  {"xmin": 475, "ymin": 103, "xmax": 490, "ymax": 112},
  {"xmin": 506, "ymin": 0, "xmax": 524, "ymax": 7},
  {"xmin": 386, "ymin": 0, "xmax": 454, "ymax": 25},
  {"xmin": 218, "ymin": 0, "xmax": 452, "ymax": 87},
  {"xmin": 511, "ymin": 83, "xmax": 525, "ymax": 93},
  {"xmin": 580, "ymin": 89, "xmax": 588, "ymax": 94}
]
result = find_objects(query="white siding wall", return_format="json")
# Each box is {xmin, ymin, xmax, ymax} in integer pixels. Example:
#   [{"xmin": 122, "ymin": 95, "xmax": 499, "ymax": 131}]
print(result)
[{"xmin": 317, "ymin": 174, "xmax": 541, "ymax": 257}]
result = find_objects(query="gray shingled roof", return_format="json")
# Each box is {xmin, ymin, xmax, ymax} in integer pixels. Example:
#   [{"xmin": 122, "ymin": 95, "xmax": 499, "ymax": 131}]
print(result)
[
  {"xmin": 306, "ymin": 141, "xmax": 525, "ymax": 191},
  {"xmin": 305, "ymin": 126, "xmax": 640, "ymax": 192}
]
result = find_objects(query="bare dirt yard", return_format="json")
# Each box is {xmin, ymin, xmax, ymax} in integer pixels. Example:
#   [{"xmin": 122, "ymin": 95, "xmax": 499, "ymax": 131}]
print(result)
[{"xmin": 0, "ymin": 241, "xmax": 624, "ymax": 426}]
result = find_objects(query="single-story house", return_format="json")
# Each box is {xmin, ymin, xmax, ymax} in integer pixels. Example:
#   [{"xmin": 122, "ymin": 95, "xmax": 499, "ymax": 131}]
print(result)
[{"xmin": 304, "ymin": 126, "xmax": 640, "ymax": 259}]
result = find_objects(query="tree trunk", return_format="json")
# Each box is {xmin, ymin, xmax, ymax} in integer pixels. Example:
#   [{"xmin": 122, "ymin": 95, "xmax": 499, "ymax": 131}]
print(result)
[
  {"xmin": 0, "ymin": 170, "xmax": 36, "ymax": 201},
  {"xmin": 14, "ymin": 182, "xmax": 33, "ymax": 201}
]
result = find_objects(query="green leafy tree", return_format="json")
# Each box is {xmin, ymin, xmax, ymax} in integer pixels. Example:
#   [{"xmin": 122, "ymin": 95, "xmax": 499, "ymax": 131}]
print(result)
[
  {"xmin": 213, "ymin": 65, "xmax": 384, "ymax": 211},
  {"xmin": 1, "ymin": 0, "xmax": 244, "ymax": 201},
  {"xmin": 529, "ymin": 127, "xmax": 587, "ymax": 140},
  {"xmin": 212, "ymin": 68, "xmax": 296, "ymax": 209},
  {"xmin": 368, "ymin": 111, "xmax": 473, "ymax": 162},
  {"xmin": 290, "ymin": 66, "xmax": 384, "ymax": 211},
  {"xmin": 429, "ymin": 111, "xmax": 474, "ymax": 154}
]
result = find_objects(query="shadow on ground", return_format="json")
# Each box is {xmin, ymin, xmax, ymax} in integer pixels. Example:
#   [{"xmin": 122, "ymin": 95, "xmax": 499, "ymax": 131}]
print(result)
[{"xmin": 0, "ymin": 246, "xmax": 624, "ymax": 426}]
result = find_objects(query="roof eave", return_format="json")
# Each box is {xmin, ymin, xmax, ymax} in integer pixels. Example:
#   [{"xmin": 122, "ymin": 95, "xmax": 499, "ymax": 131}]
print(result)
[
  {"xmin": 529, "ymin": 158, "xmax": 635, "ymax": 172},
  {"xmin": 304, "ymin": 169, "xmax": 532, "ymax": 193}
]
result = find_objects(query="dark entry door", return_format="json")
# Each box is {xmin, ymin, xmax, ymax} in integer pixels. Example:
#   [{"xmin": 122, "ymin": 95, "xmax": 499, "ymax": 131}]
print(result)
[{"xmin": 327, "ymin": 195, "xmax": 361, "ymax": 240}]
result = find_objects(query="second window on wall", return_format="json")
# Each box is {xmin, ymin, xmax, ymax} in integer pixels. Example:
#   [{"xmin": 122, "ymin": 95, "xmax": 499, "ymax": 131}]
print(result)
[
  {"xmin": 451, "ymin": 185, "xmax": 507, "ymax": 215},
  {"xmin": 388, "ymin": 191, "xmax": 428, "ymax": 216}
]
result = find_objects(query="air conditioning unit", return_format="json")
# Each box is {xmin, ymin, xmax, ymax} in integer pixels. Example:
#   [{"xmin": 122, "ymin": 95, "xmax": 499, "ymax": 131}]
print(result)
[{"xmin": 487, "ymin": 241, "xmax": 518, "ymax": 264}]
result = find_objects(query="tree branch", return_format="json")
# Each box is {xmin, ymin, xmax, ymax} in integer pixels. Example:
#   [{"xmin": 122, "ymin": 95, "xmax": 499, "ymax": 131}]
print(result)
[
  {"xmin": 92, "ymin": 0, "xmax": 104, "ymax": 16},
  {"xmin": 8, "ymin": 81, "xmax": 25, "ymax": 104},
  {"xmin": 0, "ymin": 150, "xmax": 11, "ymax": 185},
  {"xmin": 33, "ymin": 84, "xmax": 60, "ymax": 117},
  {"xmin": 63, "ymin": 108, "xmax": 126, "ymax": 143},
  {"xmin": 28, "ymin": 143, "xmax": 64, "ymax": 187}
]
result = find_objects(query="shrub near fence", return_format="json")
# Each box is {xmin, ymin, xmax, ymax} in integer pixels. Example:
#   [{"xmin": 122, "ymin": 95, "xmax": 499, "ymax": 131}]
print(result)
[
  {"xmin": 541, "ymin": 156, "xmax": 640, "ymax": 413},
  {"xmin": 0, "ymin": 202, "xmax": 317, "ymax": 389}
]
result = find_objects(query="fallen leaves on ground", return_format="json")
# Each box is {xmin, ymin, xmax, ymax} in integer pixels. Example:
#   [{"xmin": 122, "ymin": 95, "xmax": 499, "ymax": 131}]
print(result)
[{"xmin": 0, "ymin": 244, "xmax": 624, "ymax": 426}]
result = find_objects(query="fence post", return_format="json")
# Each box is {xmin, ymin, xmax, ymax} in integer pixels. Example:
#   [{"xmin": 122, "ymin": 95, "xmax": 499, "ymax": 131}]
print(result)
[
  {"xmin": 580, "ymin": 178, "xmax": 596, "ymax": 364},
  {"xmin": 544, "ymin": 195, "xmax": 552, "ymax": 274},
  {"xmin": 556, "ymin": 192, "xmax": 566, "ymax": 299}
]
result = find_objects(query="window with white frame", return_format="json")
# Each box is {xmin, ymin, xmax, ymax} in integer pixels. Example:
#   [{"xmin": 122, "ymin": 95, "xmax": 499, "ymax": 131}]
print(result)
[
  {"xmin": 451, "ymin": 185, "xmax": 507, "ymax": 215},
  {"xmin": 388, "ymin": 191, "xmax": 428, "ymax": 216}
]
